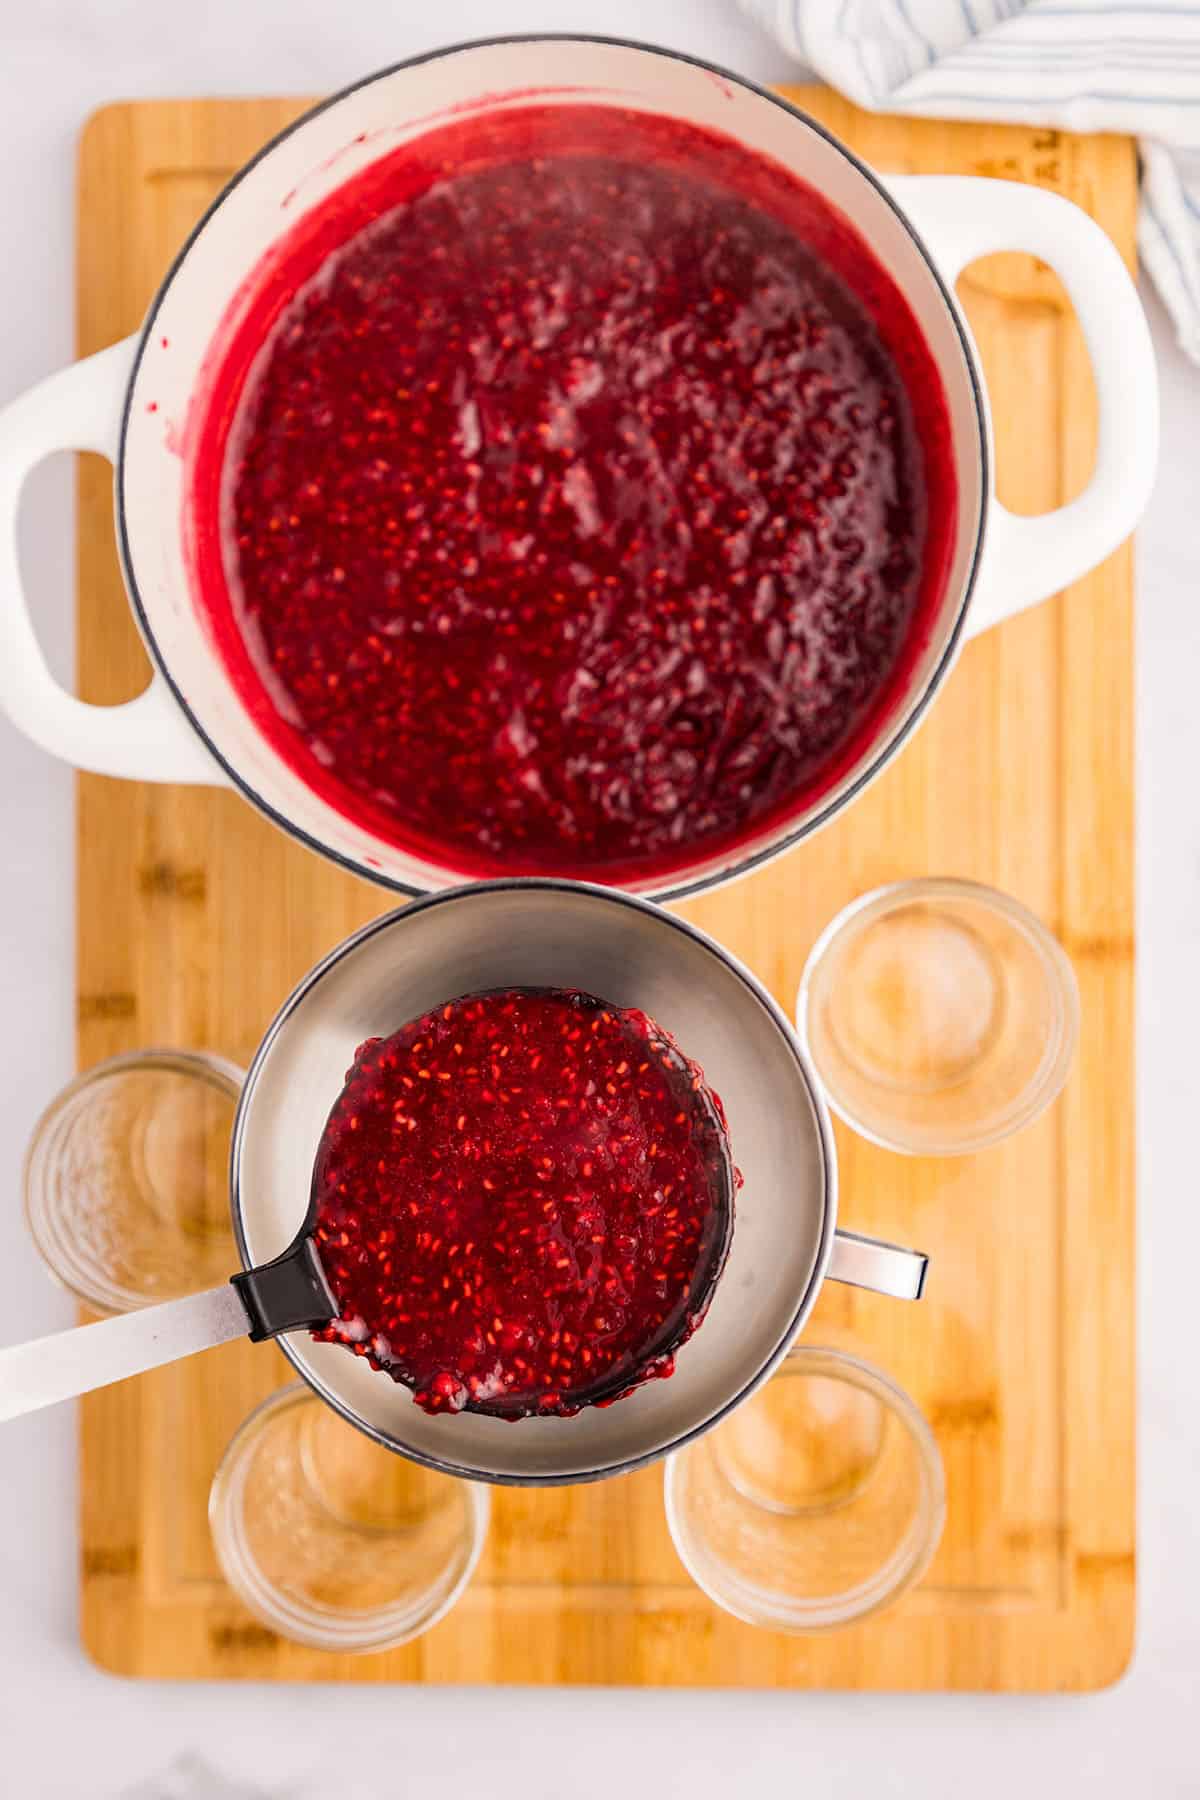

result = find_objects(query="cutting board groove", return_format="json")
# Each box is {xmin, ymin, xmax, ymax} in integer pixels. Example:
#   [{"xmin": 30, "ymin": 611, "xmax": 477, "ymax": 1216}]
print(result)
[{"xmin": 76, "ymin": 90, "xmax": 1135, "ymax": 1688}]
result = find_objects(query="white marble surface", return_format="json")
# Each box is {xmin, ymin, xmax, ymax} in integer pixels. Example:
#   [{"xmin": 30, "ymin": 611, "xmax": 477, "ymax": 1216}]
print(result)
[{"xmin": 1, "ymin": 1, "xmax": 1198, "ymax": 1793}]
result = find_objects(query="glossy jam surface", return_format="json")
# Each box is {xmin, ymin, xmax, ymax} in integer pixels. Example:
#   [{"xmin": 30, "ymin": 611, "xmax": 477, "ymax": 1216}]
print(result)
[
  {"xmin": 310, "ymin": 988, "xmax": 735, "ymax": 1418},
  {"xmin": 189, "ymin": 104, "xmax": 955, "ymax": 884}
]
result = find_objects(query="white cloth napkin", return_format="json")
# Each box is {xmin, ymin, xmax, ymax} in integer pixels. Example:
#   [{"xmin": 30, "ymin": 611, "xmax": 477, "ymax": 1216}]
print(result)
[{"xmin": 741, "ymin": 0, "xmax": 1200, "ymax": 359}]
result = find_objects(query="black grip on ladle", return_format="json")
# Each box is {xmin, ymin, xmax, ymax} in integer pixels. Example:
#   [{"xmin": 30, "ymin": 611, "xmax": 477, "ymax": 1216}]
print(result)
[{"xmin": 231, "ymin": 1235, "xmax": 337, "ymax": 1342}]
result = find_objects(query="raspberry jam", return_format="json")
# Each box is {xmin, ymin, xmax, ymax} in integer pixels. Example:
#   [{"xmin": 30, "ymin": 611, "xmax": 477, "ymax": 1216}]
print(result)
[
  {"xmin": 309, "ymin": 988, "xmax": 735, "ymax": 1419},
  {"xmin": 188, "ymin": 103, "xmax": 955, "ymax": 885}
]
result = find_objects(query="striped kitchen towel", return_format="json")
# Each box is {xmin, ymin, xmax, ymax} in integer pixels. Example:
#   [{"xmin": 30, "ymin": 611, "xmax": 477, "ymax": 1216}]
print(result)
[{"xmin": 740, "ymin": 0, "xmax": 1200, "ymax": 359}]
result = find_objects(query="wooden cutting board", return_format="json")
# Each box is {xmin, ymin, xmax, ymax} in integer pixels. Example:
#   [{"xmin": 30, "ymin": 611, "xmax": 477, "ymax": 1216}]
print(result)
[{"xmin": 75, "ymin": 90, "xmax": 1135, "ymax": 1689}]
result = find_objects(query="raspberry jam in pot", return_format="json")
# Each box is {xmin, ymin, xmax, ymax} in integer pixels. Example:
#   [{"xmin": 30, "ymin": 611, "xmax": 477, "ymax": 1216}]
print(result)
[
  {"xmin": 188, "ymin": 104, "xmax": 956, "ymax": 885},
  {"xmin": 309, "ymin": 988, "xmax": 737, "ymax": 1419}
]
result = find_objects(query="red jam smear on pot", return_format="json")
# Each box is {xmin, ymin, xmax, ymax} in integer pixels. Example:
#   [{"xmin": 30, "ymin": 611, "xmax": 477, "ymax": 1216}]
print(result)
[
  {"xmin": 187, "ymin": 104, "xmax": 956, "ymax": 884},
  {"xmin": 310, "ymin": 988, "xmax": 736, "ymax": 1419}
]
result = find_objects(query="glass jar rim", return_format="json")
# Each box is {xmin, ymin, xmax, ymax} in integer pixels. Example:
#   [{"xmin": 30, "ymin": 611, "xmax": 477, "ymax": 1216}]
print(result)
[
  {"xmin": 663, "ymin": 1344, "xmax": 945, "ymax": 1633},
  {"xmin": 796, "ymin": 877, "xmax": 1080, "ymax": 1156},
  {"xmin": 208, "ymin": 1381, "xmax": 490, "ymax": 1653}
]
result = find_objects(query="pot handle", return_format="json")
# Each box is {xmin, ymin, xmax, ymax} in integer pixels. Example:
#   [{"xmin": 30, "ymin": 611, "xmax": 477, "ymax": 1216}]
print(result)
[
  {"xmin": 0, "ymin": 334, "xmax": 225, "ymax": 782},
  {"xmin": 886, "ymin": 175, "xmax": 1158, "ymax": 640},
  {"xmin": 829, "ymin": 1227, "xmax": 928, "ymax": 1300}
]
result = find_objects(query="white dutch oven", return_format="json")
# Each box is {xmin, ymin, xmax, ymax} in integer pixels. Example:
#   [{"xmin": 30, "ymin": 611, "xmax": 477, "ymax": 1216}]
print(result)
[{"xmin": 0, "ymin": 37, "xmax": 1158, "ymax": 900}]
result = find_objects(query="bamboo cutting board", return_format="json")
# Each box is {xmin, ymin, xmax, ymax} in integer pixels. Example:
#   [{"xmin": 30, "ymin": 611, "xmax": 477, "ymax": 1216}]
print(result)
[{"xmin": 75, "ymin": 91, "xmax": 1136, "ymax": 1689}]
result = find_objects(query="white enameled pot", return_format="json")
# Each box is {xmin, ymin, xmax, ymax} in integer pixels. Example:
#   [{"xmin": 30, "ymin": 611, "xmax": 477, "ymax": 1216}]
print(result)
[{"xmin": 0, "ymin": 37, "xmax": 1158, "ymax": 900}]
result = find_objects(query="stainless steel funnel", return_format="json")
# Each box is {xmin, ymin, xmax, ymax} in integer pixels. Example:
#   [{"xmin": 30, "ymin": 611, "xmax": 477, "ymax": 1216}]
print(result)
[{"xmin": 0, "ymin": 880, "xmax": 926, "ymax": 1486}]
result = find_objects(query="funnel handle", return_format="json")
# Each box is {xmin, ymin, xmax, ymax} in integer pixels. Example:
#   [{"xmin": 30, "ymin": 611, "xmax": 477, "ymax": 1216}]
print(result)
[
  {"xmin": 828, "ymin": 1228, "xmax": 928, "ymax": 1301},
  {"xmin": 0, "ymin": 1282, "xmax": 251, "ymax": 1424}
]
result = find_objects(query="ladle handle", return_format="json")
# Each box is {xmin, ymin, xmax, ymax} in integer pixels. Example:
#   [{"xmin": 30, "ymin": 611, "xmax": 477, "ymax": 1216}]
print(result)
[
  {"xmin": 828, "ymin": 1229, "xmax": 928, "ymax": 1301},
  {"xmin": 0, "ymin": 1283, "xmax": 250, "ymax": 1424}
]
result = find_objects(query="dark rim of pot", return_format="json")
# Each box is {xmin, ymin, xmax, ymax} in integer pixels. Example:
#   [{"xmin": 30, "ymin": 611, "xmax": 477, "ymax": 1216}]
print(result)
[
  {"xmin": 115, "ymin": 34, "xmax": 988, "ymax": 905},
  {"xmin": 227, "ymin": 878, "xmax": 839, "ymax": 1486}
]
